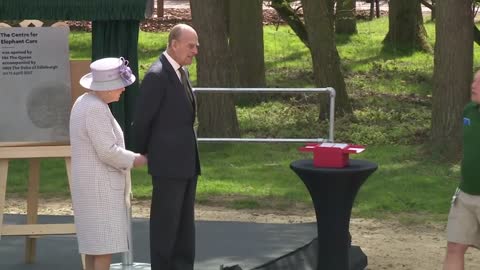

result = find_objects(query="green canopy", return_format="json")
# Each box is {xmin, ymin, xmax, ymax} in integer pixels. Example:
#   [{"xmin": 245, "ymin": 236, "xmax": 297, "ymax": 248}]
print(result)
[
  {"xmin": 92, "ymin": 20, "xmax": 141, "ymax": 149},
  {"xmin": 1, "ymin": 0, "xmax": 147, "ymax": 149},
  {"xmin": 0, "ymin": 0, "xmax": 145, "ymax": 20}
]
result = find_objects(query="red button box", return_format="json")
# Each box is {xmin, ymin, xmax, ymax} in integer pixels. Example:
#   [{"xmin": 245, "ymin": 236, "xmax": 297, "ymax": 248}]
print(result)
[{"xmin": 299, "ymin": 143, "xmax": 365, "ymax": 168}]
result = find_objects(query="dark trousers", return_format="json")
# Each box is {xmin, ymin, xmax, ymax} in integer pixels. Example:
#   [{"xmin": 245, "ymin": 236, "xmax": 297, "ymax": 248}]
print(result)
[{"xmin": 150, "ymin": 175, "xmax": 197, "ymax": 270}]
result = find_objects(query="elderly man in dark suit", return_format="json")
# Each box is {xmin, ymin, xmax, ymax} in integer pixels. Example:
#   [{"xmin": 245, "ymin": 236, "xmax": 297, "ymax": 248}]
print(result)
[{"xmin": 133, "ymin": 24, "xmax": 201, "ymax": 270}]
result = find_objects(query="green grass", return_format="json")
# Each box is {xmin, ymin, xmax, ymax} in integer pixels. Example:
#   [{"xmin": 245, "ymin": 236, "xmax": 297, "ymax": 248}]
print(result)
[
  {"xmin": 353, "ymin": 145, "xmax": 459, "ymax": 218},
  {"xmin": 6, "ymin": 144, "xmax": 459, "ymax": 221},
  {"xmin": 263, "ymin": 26, "xmax": 312, "ymax": 87},
  {"xmin": 8, "ymin": 17, "xmax": 480, "ymax": 223},
  {"xmin": 338, "ymin": 18, "xmax": 436, "ymax": 96}
]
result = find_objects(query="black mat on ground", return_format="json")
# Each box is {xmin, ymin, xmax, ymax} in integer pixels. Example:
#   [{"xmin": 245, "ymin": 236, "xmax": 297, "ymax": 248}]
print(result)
[
  {"xmin": 0, "ymin": 214, "xmax": 318, "ymax": 270},
  {"xmin": 223, "ymin": 238, "xmax": 367, "ymax": 270}
]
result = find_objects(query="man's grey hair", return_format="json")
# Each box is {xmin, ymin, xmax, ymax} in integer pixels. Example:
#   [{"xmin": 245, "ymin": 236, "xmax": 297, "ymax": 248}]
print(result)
[{"xmin": 168, "ymin": 24, "xmax": 194, "ymax": 48}]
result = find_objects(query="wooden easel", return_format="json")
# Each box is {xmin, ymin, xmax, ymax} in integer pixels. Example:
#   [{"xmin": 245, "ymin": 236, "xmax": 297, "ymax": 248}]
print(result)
[
  {"xmin": 0, "ymin": 58, "xmax": 89, "ymax": 266},
  {"xmin": 0, "ymin": 59, "xmax": 89, "ymax": 264},
  {"xmin": 0, "ymin": 145, "xmax": 74, "ymax": 263},
  {"xmin": 0, "ymin": 19, "xmax": 91, "ymax": 265}
]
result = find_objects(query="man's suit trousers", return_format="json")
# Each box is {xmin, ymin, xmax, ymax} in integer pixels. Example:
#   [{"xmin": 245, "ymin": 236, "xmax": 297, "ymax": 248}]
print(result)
[{"xmin": 150, "ymin": 176, "xmax": 197, "ymax": 270}]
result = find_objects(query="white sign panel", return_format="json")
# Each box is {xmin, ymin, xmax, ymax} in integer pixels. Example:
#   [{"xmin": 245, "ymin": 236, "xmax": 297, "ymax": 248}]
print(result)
[{"xmin": 0, "ymin": 27, "xmax": 71, "ymax": 144}]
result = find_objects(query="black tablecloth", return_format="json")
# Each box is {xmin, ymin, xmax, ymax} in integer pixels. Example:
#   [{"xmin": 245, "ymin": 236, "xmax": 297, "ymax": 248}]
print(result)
[{"xmin": 290, "ymin": 159, "xmax": 378, "ymax": 270}]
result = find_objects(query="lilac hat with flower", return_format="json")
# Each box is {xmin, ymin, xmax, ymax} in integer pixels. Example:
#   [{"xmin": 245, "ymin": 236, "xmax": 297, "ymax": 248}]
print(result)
[{"xmin": 79, "ymin": 57, "xmax": 135, "ymax": 91}]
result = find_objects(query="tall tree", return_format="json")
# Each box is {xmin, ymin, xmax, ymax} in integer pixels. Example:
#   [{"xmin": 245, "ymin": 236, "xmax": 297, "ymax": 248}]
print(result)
[
  {"xmin": 228, "ymin": 0, "xmax": 266, "ymax": 88},
  {"xmin": 369, "ymin": 0, "xmax": 380, "ymax": 20},
  {"xmin": 270, "ymin": 0, "xmax": 309, "ymax": 48},
  {"xmin": 420, "ymin": 0, "xmax": 435, "ymax": 21},
  {"xmin": 335, "ymin": 0, "xmax": 357, "ymax": 34},
  {"xmin": 383, "ymin": 0, "xmax": 431, "ymax": 52},
  {"xmin": 190, "ymin": 0, "xmax": 240, "ymax": 137},
  {"xmin": 431, "ymin": 0, "xmax": 436, "ymax": 21},
  {"xmin": 431, "ymin": 0, "xmax": 473, "ymax": 159},
  {"xmin": 301, "ymin": 0, "xmax": 352, "ymax": 117}
]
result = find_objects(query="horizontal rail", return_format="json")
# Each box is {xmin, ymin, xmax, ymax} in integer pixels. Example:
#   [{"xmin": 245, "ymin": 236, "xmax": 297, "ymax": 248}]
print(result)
[
  {"xmin": 194, "ymin": 87, "xmax": 335, "ymax": 94},
  {"xmin": 197, "ymin": 138, "xmax": 327, "ymax": 143},
  {"xmin": 0, "ymin": 146, "xmax": 71, "ymax": 159},
  {"xmin": 1, "ymin": 224, "xmax": 76, "ymax": 236}
]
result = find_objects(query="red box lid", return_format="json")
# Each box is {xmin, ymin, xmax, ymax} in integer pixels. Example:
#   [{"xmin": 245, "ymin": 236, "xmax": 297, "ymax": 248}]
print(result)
[{"xmin": 298, "ymin": 143, "xmax": 365, "ymax": 167}]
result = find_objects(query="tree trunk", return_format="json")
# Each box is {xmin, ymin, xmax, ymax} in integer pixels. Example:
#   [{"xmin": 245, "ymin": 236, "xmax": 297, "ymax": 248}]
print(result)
[
  {"xmin": 383, "ymin": 0, "xmax": 432, "ymax": 52},
  {"xmin": 271, "ymin": 0, "xmax": 309, "ymax": 49},
  {"xmin": 474, "ymin": 25, "xmax": 480, "ymax": 45},
  {"xmin": 335, "ymin": 0, "xmax": 357, "ymax": 34},
  {"xmin": 431, "ymin": 0, "xmax": 436, "ymax": 21},
  {"xmin": 432, "ymin": 0, "xmax": 473, "ymax": 159},
  {"xmin": 190, "ymin": 0, "xmax": 240, "ymax": 137},
  {"xmin": 156, "ymin": 0, "xmax": 164, "ymax": 17},
  {"xmin": 369, "ymin": 0, "xmax": 374, "ymax": 20},
  {"xmin": 228, "ymin": 0, "xmax": 266, "ymax": 88},
  {"xmin": 420, "ymin": 0, "xmax": 435, "ymax": 21},
  {"xmin": 301, "ymin": 0, "xmax": 352, "ymax": 118}
]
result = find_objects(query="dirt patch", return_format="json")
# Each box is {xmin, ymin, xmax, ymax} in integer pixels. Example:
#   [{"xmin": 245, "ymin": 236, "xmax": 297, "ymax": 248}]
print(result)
[
  {"xmin": 3, "ymin": 196, "xmax": 316, "ymax": 224},
  {"xmin": 65, "ymin": 8, "xmax": 386, "ymax": 33},
  {"xmin": 66, "ymin": 8, "xmax": 285, "ymax": 32},
  {"xmin": 4, "ymin": 196, "xmax": 480, "ymax": 269}
]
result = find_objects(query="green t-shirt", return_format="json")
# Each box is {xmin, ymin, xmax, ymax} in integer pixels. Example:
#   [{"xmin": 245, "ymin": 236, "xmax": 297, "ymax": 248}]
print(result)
[{"xmin": 460, "ymin": 102, "xmax": 480, "ymax": 195}]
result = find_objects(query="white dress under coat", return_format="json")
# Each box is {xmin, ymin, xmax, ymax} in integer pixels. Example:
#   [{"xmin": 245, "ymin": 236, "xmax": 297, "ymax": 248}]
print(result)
[{"xmin": 69, "ymin": 92, "xmax": 137, "ymax": 255}]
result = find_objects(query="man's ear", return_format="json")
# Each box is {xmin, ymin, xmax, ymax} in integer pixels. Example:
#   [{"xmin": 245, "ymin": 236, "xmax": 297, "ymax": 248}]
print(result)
[{"xmin": 171, "ymin": 39, "xmax": 178, "ymax": 50}]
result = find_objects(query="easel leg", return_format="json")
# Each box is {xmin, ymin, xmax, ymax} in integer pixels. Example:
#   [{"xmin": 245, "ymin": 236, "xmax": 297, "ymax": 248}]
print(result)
[
  {"xmin": 0, "ymin": 159, "xmax": 9, "ymax": 238},
  {"xmin": 65, "ymin": 157, "xmax": 72, "ymax": 192},
  {"xmin": 25, "ymin": 159, "xmax": 40, "ymax": 264}
]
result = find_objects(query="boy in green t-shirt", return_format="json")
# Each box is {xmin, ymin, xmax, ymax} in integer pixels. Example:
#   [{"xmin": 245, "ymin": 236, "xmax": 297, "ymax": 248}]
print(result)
[{"xmin": 443, "ymin": 71, "xmax": 480, "ymax": 270}]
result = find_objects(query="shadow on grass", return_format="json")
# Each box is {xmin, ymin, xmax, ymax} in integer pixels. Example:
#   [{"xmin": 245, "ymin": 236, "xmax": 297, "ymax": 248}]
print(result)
[
  {"xmin": 381, "ymin": 42, "xmax": 431, "ymax": 56},
  {"xmin": 265, "ymin": 51, "xmax": 309, "ymax": 70},
  {"xmin": 336, "ymin": 33, "xmax": 355, "ymax": 46}
]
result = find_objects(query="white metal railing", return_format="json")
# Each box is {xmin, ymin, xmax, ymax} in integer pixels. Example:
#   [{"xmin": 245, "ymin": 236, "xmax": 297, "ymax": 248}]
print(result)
[{"xmin": 193, "ymin": 87, "xmax": 336, "ymax": 143}]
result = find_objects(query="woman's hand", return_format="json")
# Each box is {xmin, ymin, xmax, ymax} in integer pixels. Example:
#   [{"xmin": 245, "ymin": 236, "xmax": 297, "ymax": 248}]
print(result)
[{"xmin": 133, "ymin": 154, "xmax": 148, "ymax": 167}]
